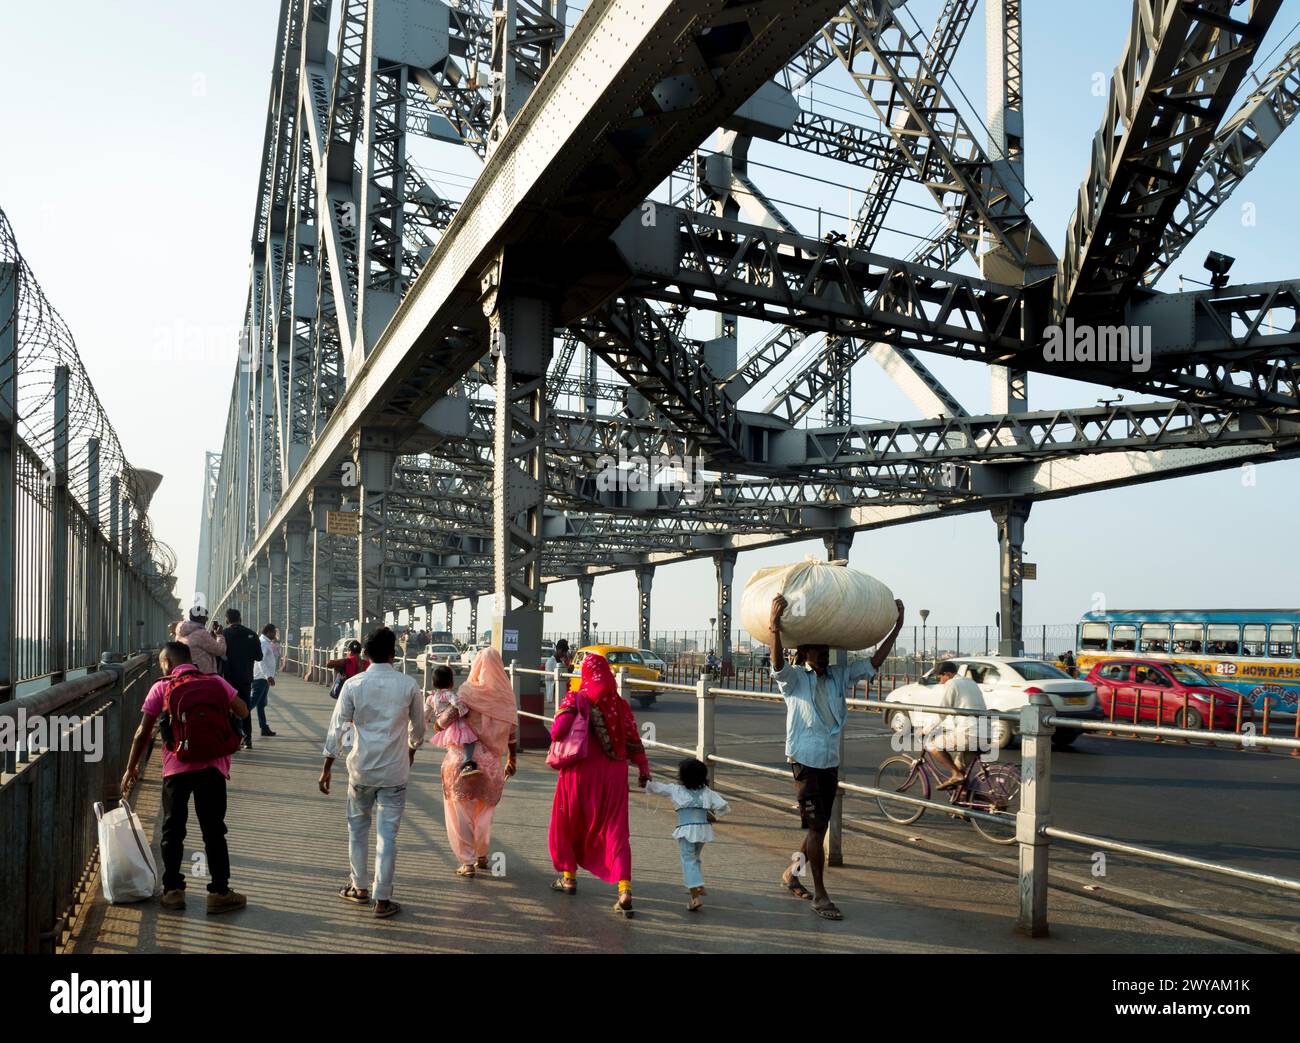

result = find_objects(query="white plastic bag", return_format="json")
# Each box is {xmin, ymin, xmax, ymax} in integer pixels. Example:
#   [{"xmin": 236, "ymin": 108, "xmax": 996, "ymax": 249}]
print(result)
[
  {"xmin": 741, "ymin": 556, "xmax": 897, "ymax": 650},
  {"xmin": 95, "ymin": 799, "xmax": 161, "ymax": 903}
]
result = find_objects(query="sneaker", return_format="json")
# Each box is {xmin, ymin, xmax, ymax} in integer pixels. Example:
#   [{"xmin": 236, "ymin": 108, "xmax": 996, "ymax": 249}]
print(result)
[
  {"xmin": 260, "ymin": 729, "xmax": 277, "ymax": 737},
  {"xmin": 206, "ymin": 889, "xmax": 247, "ymax": 915},
  {"xmin": 242, "ymin": 738, "xmax": 253, "ymax": 750},
  {"xmin": 458, "ymin": 760, "xmax": 481, "ymax": 779},
  {"xmin": 159, "ymin": 889, "xmax": 186, "ymax": 911}
]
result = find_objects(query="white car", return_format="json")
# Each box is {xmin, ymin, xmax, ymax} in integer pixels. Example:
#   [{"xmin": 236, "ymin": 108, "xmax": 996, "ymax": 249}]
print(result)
[
  {"xmin": 416, "ymin": 643, "xmax": 463, "ymax": 671},
  {"xmin": 883, "ymin": 657, "xmax": 1098, "ymax": 750},
  {"xmin": 461, "ymin": 642, "xmax": 490, "ymax": 666},
  {"xmin": 639, "ymin": 649, "xmax": 667, "ymax": 673}
]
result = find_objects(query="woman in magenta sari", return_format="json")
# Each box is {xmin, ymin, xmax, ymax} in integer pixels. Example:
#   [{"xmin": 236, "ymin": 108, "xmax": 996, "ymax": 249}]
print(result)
[
  {"xmin": 437, "ymin": 648, "xmax": 518, "ymax": 878},
  {"xmin": 548, "ymin": 652, "xmax": 651, "ymax": 916}
]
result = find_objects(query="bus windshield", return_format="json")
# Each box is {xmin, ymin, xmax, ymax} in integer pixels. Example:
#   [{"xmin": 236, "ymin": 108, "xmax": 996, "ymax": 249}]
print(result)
[{"xmin": 1166, "ymin": 662, "xmax": 1212, "ymax": 687}]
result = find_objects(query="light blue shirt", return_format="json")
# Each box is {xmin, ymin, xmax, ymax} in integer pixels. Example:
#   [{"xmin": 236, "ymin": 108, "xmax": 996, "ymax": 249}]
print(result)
[{"xmin": 771, "ymin": 659, "xmax": 877, "ymax": 769}]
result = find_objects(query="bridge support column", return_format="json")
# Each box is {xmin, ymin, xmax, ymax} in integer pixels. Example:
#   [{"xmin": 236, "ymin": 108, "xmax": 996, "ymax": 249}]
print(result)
[
  {"xmin": 309, "ymin": 488, "xmax": 343, "ymax": 664},
  {"xmin": 714, "ymin": 550, "xmax": 736, "ymax": 675},
  {"xmin": 267, "ymin": 542, "xmax": 287, "ymax": 633},
  {"xmin": 284, "ymin": 522, "xmax": 309, "ymax": 653},
  {"xmin": 354, "ymin": 430, "xmax": 398, "ymax": 636},
  {"xmin": 481, "ymin": 268, "xmax": 551, "ymax": 746},
  {"xmin": 468, "ymin": 595, "xmax": 479, "ymax": 645},
  {"xmin": 992, "ymin": 500, "xmax": 1032, "ymax": 656},
  {"xmin": 635, "ymin": 565, "xmax": 654, "ymax": 651},
  {"xmin": 823, "ymin": 530, "xmax": 854, "ymax": 867},
  {"xmin": 444, "ymin": 597, "xmax": 454, "ymax": 635},
  {"xmin": 577, "ymin": 575, "xmax": 593, "ymax": 646},
  {"xmin": 0, "ymin": 263, "xmax": 17, "ymax": 693}
]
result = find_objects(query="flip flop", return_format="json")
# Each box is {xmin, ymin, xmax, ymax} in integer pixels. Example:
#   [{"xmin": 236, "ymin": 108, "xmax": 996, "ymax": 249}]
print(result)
[
  {"xmin": 613, "ymin": 896, "xmax": 634, "ymax": 918},
  {"xmin": 550, "ymin": 878, "xmax": 577, "ymax": 895},
  {"xmin": 374, "ymin": 900, "xmax": 401, "ymax": 919},
  {"xmin": 338, "ymin": 885, "xmax": 370, "ymax": 905},
  {"xmin": 783, "ymin": 876, "xmax": 813, "ymax": 900},
  {"xmin": 812, "ymin": 899, "xmax": 843, "ymax": 921},
  {"xmin": 456, "ymin": 864, "xmax": 476, "ymax": 878}
]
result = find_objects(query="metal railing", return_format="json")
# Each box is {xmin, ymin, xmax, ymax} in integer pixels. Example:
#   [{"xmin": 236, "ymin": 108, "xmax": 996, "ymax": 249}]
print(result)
[
  {"xmin": 0, "ymin": 652, "xmax": 157, "ymax": 953},
  {"xmin": 509, "ymin": 665, "xmax": 1300, "ymax": 938}
]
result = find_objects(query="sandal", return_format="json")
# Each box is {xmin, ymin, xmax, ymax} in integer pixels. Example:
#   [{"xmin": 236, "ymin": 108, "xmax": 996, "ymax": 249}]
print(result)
[
  {"xmin": 338, "ymin": 885, "xmax": 370, "ymax": 905},
  {"xmin": 688, "ymin": 889, "xmax": 703, "ymax": 912},
  {"xmin": 374, "ymin": 900, "xmax": 401, "ymax": 919},
  {"xmin": 476, "ymin": 856, "xmax": 490, "ymax": 870},
  {"xmin": 613, "ymin": 893, "xmax": 634, "ymax": 918},
  {"xmin": 550, "ymin": 878, "xmax": 577, "ymax": 895},
  {"xmin": 456, "ymin": 864, "xmax": 476, "ymax": 878},
  {"xmin": 812, "ymin": 898, "xmax": 843, "ymax": 921},
  {"xmin": 782, "ymin": 875, "xmax": 813, "ymax": 900}
]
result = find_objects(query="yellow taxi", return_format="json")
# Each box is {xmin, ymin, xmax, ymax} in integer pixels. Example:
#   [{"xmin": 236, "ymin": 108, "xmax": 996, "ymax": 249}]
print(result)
[{"xmin": 568, "ymin": 644, "xmax": 663, "ymax": 708}]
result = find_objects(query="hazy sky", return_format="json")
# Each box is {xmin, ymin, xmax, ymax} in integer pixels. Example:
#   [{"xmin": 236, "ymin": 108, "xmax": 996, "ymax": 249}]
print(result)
[{"xmin": 2, "ymin": 1, "xmax": 1298, "ymax": 638}]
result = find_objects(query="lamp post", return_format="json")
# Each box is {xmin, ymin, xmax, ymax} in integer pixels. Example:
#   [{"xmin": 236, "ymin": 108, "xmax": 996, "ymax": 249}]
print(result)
[{"xmin": 920, "ymin": 608, "xmax": 930, "ymax": 673}]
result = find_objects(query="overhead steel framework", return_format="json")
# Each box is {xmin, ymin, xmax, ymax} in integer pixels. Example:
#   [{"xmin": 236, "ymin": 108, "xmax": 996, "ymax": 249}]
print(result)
[{"xmin": 202, "ymin": 0, "xmax": 1300, "ymax": 675}]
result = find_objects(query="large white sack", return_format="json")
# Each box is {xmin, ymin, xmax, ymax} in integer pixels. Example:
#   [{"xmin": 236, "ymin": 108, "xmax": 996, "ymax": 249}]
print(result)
[
  {"xmin": 741, "ymin": 557, "xmax": 896, "ymax": 650},
  {"xmin": 95, "ymin": 799, "xmax": 161, "ymax": 904}
]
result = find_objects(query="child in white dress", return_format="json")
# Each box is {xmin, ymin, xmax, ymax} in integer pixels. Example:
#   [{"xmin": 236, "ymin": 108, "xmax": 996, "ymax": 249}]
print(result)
[
  {"xmin": 646, "ymin": 757, "xmax": 730, "ymax": 911},
  {"xmin": 426, "ymin": 665, "xmax": 480, "ymax": 779}
]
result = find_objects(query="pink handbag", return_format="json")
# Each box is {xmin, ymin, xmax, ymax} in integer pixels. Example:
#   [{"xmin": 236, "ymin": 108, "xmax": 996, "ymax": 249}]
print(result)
[{"xmin": 546, "ymin": 696, "xmax": 590, "ymax": 769}]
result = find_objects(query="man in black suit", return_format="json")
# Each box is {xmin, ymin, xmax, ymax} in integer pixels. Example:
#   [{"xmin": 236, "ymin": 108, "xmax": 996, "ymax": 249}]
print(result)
[{"xmin": 221, "ymin": 608, "xmax": 263, "ymax": 750}]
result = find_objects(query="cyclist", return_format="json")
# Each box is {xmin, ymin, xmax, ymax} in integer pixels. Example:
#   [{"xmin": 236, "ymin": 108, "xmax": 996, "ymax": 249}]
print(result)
[{"xmin": 927, "ymin": 661, "xmax": 987, "ymax": 790}]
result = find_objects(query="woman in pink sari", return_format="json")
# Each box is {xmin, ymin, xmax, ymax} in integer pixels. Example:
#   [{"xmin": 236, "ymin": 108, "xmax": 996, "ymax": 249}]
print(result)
[
  {"xmin": 548, "ymin": 653, "xmax": 651, "ymax": 916},
  {"xmin": 437, "ymin": 648, "xmax": 518, "ymax": 878}
]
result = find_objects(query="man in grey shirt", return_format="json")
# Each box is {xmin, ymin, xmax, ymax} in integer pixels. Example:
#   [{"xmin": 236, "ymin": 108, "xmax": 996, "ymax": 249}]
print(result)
[{"xmin": 319, "ymin": 626, "xmax": 425, "ymax": 918}]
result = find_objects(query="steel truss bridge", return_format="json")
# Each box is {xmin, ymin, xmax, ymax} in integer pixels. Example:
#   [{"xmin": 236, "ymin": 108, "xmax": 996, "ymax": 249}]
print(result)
[{"xmin": 200, "ymin": 0, "xmax": 1300, "ymax": 671}]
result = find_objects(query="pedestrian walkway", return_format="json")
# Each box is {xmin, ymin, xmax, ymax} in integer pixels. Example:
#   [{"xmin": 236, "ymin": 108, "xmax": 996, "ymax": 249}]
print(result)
[{"xmin": 68, "ymin": 675, "xmax": 1263, "ymax": 954}]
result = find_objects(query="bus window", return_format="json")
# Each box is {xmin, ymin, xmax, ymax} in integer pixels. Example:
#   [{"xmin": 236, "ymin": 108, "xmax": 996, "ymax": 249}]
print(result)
[
  {"xmin": 1242, "ymin": 625, "xmax": 1267, "ymax": 657},
  {"xmin": 1206, "ymin": 624, "xmax": 1239, "ymax": 656},
  {"xmin": 1269, "ymin": 624, "xmax": 1295, "ymax": 658},
  {"xmin": 1081, "ymin": 623, "xmax": 1108, "ymax": 651},
  {"xmin": 1112, "ymin": 624, "xmax": 1136, "ymax": 651},
  {"xmin": 1140, "ymin": 623, "xmax": 1170, "ymax": 653},
  {"xmin": 1172, "ymin": 623, "xmax": 1203, "ymax": 653}
]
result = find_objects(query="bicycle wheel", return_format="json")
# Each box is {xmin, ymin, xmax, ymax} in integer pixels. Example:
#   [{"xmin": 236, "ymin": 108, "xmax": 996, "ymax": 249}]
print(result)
[
  {"xmin": 968, "ymin": 763, "xmax": 1021, "ymax": 845},
  {"xmin": 875, "ymin": 756, "xmax": 927, "ymax": 825}
]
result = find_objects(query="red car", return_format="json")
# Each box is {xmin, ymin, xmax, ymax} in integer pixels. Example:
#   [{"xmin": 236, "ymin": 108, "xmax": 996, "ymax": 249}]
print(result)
[{"xmin": 1085, "ymin": 658, "xmax": 1254, "ymax": 731}]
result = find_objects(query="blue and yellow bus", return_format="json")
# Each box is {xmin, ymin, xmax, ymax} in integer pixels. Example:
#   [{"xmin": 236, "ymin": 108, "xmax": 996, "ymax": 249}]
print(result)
[{"xmin": 1077, "ymin": 610, "xmax": 1300, "ymax": 713}]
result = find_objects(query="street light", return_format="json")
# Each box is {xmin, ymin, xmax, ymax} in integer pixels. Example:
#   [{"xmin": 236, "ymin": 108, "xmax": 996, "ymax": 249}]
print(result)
[{"xmin": 920, "ymin": 608, "xmax": 930, "ymax": 671}]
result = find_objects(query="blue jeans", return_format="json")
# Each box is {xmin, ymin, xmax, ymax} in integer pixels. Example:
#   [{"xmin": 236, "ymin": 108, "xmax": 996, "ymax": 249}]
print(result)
[
  {"xmin": 246, "ymin": 678, "xmax": 270, "ymax": 735},
  {"xmin": 677, "ymin": 838, "xmax": 705, "ymax": 890},
  {"xmin": 347, "ymin": 784, "xmax": 406, "ymax": 901}
]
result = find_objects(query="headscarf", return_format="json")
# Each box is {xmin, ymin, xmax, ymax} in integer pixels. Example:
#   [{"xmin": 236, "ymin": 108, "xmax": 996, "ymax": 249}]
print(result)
[
  {"xmin": 563, "ymin": 652, "xmax": 641, "ymax": 761},
  {"xmin": 457, "ymin": 647, "xmax": 518, "ymax": 727}
]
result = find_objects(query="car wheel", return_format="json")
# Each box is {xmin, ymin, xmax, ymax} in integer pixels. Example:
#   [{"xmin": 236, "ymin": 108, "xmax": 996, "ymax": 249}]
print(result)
[
  {"xmin": 886, "ymin": 709, "xmax": 910, "ymax": 738},
  {"xmin": 991, "ymin": 718, "xmax": 1014, "ymax": 750},
  {"xmin": 1051, "ymin": 728, "xmax": 1081, "ymax": 750},
  {"xmin": 1177, "ymin": 706, "xmax": 1204, "ymax": 731},
  {"xmin": 635, "ymin": 695, "xmax": 653, "ymax": 709}
]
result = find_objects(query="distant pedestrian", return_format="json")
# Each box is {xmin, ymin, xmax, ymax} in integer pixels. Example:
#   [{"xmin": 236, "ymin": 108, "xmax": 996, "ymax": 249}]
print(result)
[
  {"xmin": 249, "ymin": 624, "xmax": 279, "ymax": 739},
  {"xmin": 326, "ymin": 640, "xmax": 368, "ymax": 699},
  {"xmin": 119, "ymin": 641, "xmax": 249, "ymax": 914},
  {"xmin": 646, "ymin": 757, "xmax": 730, "ymax": 912},
  {"xmin": 177, "ymin": 602, "xmax": 226, "ymax": 675},
  {"xmin": 544, "ymin": 638, "xmax": 570, "ymax": 707},
  {"xmin": 220, "ymin": 609, "xmax": 263, "ymax": 750},
  {"xmin": 319, "ymin": 627, "xmax": 425, "ymax": 918}
]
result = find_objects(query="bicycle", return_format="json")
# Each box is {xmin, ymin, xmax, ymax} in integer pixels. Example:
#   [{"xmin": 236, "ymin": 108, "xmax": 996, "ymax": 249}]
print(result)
[{"xmin": 874, "ymin": 744, "xmax": 1022, "ymax": 845}]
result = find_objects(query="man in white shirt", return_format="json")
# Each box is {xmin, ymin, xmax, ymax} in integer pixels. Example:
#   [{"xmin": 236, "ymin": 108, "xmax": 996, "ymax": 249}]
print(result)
[
  {"xmin": 319, "ymin": 627, "xmax": 425, "ymax": 918},
  {"xmin": 249, "ymin": 624, "xmax": 279, "ymax": 739},
  {"xmin": 926, "ymin": 661, "xmax": 988, "ymax": 789}
]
